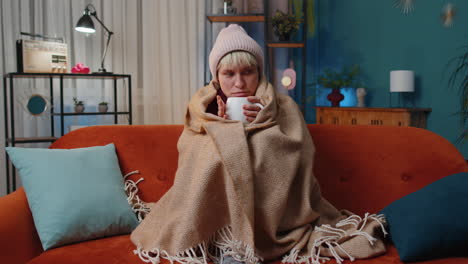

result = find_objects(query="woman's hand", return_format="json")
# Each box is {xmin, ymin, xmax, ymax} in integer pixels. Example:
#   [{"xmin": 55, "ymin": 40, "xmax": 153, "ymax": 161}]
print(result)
[
  {"xmin": 217, "ymin": 95, "xmax": 228, "ymax": 119},
  {"xmin": 243, "ymin": 96, "xmax": 263, "ymax": 123}
]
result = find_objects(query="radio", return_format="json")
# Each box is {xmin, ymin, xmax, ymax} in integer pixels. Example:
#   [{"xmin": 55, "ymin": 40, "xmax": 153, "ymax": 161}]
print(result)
[{"xmin": 16, "ymin": 39, "xmax": 68, "ymax": 73}]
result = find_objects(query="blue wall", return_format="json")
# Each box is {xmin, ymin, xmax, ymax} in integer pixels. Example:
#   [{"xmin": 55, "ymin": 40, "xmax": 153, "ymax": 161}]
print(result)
[{"xmin": 303, "ymin": 0, "xmax": 468, "ymax": 157}]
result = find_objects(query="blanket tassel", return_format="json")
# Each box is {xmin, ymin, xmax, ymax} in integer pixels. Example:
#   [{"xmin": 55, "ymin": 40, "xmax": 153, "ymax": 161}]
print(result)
[
  {"xmin": 124, "ymin": 170, "xmax": 152, "ymax": 222},
  {"xmin": 282, "ymin": 213, "xmax": 387, "ymax": 264}
]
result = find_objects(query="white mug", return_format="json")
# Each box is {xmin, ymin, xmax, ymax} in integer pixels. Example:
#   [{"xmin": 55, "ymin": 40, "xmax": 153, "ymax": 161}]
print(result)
[{"xmin": 226, "ymin": 97, "xmax": 263, "ymax": 124}]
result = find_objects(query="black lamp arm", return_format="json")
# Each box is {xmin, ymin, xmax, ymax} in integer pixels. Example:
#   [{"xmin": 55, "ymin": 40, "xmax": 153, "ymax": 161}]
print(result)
[
  {"xmin": 85, "ymin": 4, "xmax": 114, "ymax": 35},
  {"xmin": 85, "ymin": 4, "xmax": 114, "ymax": 73},
  {"xmin": 99, "ymin": 32, "xmax": 113, "ymax": 72},
  {"xmin": 92, "ymin": 15, "xmax": 114, "ymax": 35}
]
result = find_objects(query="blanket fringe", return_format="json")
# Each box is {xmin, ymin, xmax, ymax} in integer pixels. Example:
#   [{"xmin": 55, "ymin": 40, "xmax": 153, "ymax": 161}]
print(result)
[
  {"xmin": 124, "ymin": 170, "xmax": 263, "ymax": 264},
  {"xmin": 124, "ymin": 171, "xmax": 386, "ymax": 264},
  {"xmin": 124, "ymin": 170, "xmax": 151, "ymax": 222},
  {"xmin": 211, "ymin": 226, "xmax": 263, "ymax": 264},
  {"xmin": 282, "ymin": 213, "xmax": 387, "ymax": 264},
  {"xmin": 133, "ymin": 226, "xmax": 262, "ymax": 264}
]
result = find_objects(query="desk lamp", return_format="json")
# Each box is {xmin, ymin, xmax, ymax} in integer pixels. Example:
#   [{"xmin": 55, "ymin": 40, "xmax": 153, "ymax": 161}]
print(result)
[{"xmin": 75, "ymin": 4, "xmax": 114, "ymax": 74}]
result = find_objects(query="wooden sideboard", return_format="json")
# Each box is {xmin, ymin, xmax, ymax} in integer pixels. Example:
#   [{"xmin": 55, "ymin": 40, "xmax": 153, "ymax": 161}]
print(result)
[{"xmin": 314, "ymin": 107, "xmax": 432, "ymax": 128}]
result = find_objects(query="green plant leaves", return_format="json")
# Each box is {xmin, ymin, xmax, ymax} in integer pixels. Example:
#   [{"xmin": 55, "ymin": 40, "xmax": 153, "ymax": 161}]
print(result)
[
  {"xmin": 317, "ymin": 65, "xmax": 361, "ymax": 89},
  {"xmin": 272, "ymin": 10, "xmax": 302, "ymax": 39}
]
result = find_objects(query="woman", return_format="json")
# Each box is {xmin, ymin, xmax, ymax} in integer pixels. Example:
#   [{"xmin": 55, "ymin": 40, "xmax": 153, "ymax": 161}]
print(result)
[
  {"xmin": 205, "ymin": 25, "xmax": 264, "ymax": 122},
  {"xmin": 130, "ymin": 24, "xmax": 387, "ymax": 264}
]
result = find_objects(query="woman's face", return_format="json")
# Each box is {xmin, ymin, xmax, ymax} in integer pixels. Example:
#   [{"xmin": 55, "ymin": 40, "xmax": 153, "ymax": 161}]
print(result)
[{"xmin": 217, "ymin": 64, "xmax": 259, "ymax": 97}]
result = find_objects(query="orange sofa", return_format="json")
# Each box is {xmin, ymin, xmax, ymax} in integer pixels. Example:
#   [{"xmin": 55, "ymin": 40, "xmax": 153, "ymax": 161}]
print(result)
[{"xmin": 1, "ymin": 124, "xmax": 467, "ymax": 264}]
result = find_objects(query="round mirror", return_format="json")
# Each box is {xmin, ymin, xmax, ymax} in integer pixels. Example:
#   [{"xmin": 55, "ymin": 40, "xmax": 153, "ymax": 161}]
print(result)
[{"xmin": 27, "ymin": 94, "xmax": 47, "ymax": 116}]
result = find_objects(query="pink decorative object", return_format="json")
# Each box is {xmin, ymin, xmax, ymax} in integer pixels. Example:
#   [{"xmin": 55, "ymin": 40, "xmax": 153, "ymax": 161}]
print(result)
[
  {"xmin": 71, "ymin": 63, "xmax": 90, "ymax": 74},
  {"xmin": 281, "ymin": 68, "xmax": 296, "ymax": 90}
]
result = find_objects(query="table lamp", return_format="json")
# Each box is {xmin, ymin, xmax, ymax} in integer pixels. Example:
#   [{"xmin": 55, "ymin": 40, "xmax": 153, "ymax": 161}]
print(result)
[
  {"xmin": 390, "ymin": 70, "xmax": 415, "ymax": 107},
  {"xmin": 75, "ymin": 4, "xmax": 114, "ymax": 74}
]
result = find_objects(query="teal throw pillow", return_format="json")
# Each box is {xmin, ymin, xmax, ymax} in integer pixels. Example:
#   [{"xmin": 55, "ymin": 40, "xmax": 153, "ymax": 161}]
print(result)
[
  {"xmin": 5, "ymin": 144, "xmax": 139, "ymax": 250},
  {"xmin": 380, "ymin": 172, "xmax": 468, "ymax": 262}
]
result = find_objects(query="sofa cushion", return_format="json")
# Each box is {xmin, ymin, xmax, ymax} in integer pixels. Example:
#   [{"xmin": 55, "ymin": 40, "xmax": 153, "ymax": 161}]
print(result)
[
  {"xmin": 27, "ymin": 236, "xmax": 465, "ymax": 264},
  {"xmin": 28, "ymin": 235, "xmax": 392, "ymax": 264},
  {"xmin": 381, "ymin": 172, "xmax": 468, "ymax": 262},
  {"xmin": 27, "ymin": 235, "xmax": 141, "ymax": 264},
  {"xmin": 5, "ymin": 144, "xmax": 139, "ymax": 250},
  {"xmin": 27, "ymin": 235, "xmax": 182, "ymax": 264}
]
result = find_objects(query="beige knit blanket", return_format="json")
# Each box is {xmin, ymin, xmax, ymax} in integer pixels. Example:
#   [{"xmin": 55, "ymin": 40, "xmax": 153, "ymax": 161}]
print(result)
[{"xmin": 130, "ymin": 77, "xmax": 387, "ymax": 264}]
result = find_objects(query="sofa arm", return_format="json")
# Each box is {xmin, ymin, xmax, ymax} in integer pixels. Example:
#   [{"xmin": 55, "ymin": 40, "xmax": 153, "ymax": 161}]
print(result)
[{"xmin": 0, "ymin": 188, "xmax": 43, "ymax": 264}]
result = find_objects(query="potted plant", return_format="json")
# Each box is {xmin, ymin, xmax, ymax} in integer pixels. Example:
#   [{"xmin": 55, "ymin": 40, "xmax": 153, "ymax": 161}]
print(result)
[
  {"xmin": 271, "ymin": 10, "xmax": 302, "ymax": 41},
  {"xmin": 448, "ymin": 46, "xmax": 468, "ymax": 141},
  {"xmin": 98, "ymin": 101, "xmax": 109, "ymax": 113},
  {"xmin": 73, "ymin": 97, "xmax": 85, "ymax": 113},
  {"xmin": 317, "ymin": 65, "xmax": 361, "ymax": 107}
]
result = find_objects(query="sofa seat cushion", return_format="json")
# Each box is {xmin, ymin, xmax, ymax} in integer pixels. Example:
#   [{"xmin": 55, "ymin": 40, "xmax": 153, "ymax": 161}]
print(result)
[
  {"xmin": 27, "ymin": 235, "xmax": 466, "ymax": 264},
  {"xmin": 318, "ymin": 245, "xmax": 468, "ymax": 264},
  {"xmin": 27, "ymin": 235, "xmax": 146, "ymax": 264},
  {"xmin": 311, "ymin": 245, "xmax": 466, "ymax": 264}
]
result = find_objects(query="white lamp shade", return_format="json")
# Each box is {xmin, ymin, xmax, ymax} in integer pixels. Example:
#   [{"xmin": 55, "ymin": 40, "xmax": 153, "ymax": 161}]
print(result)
[{"xmin": 390, "ymin": 70, "xmax": 414, "ymax": 92}]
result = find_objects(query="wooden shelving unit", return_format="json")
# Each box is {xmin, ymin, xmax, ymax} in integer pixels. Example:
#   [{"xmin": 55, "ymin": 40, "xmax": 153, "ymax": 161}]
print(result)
[
  {"xmin": 314, "ymin": 107, "xmax": 432, "ymax": 128},
  {"xmin": 207, "ymin": 15, "xmax": 264, "ymax": 23},
  {"xmin": 266, "ymin": 42, "xmax": 305, "ymax": 48}
]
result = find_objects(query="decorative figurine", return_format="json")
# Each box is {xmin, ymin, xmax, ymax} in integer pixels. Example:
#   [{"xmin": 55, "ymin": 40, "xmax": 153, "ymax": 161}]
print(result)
[
  {"xmin": 356, "ymin": 87, "xmax": 367, "ymax": 107},
  {"xmin": 441, "ymin": 3, "xmax": 456, "ymax": 27},
  {"xmin": 394, "ymin": 0, "xmax": 415, "ymax": 14}
]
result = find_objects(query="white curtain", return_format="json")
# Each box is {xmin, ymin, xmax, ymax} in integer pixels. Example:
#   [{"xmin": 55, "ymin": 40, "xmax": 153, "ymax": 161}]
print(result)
[
  {"xmin": 141, "ymin": 0, "xmax": 205, "ymax": 124},
  {"xmin": 0, "ymin": 0, "xmax": 206, "ymax": 196}
]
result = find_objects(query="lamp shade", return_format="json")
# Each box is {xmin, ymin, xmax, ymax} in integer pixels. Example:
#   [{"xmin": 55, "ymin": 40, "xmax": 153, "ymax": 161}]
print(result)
[
  {"xmin": 75, "ymin": 13, "xmax": 95, "ymax": 33},
  {"xmin": 390, "ymin": 70, "xmax": 414, "ymax": 92}
]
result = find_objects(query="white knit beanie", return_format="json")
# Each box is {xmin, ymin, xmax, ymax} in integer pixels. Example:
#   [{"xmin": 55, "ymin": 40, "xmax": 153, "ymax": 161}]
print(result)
[{"xmin": 209, "ymin": 24, "xmax": 264, "ymax": 81}]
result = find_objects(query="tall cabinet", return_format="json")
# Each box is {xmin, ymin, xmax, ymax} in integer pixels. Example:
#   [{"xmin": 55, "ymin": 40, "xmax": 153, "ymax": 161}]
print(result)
[{"xmin": 204, "ymin": 0, "xmax": 308, "ymax": 112}]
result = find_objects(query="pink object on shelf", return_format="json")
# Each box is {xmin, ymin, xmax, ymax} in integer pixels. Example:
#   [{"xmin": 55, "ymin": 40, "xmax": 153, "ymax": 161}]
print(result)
[
  {"xmin": 281, "ymin": 68, "xmax": 296, "ymax": 90},
  {"xmin": 71, "ymin": 63, "xmax": 90, "ymax": 74}
]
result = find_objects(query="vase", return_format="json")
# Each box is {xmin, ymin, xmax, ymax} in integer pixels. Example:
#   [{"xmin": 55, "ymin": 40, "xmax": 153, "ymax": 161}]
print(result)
[
  {"xmin": 327, "ymin": 88, "xmax": 345, "ymax": 107},
  {"xmin": 277, "ymin": 33, "xmax": 291, "ymax": 41},
  {"xmin": 356, "ymin": 88, "xmax": 367, "ymax": 107},
  {"xmin": 98, "ymin": 104, "xmax": 108, "ymax": 113},
  {"xmin": 74, "ymin": 104, "xmax": 85, "ymax": 113}
]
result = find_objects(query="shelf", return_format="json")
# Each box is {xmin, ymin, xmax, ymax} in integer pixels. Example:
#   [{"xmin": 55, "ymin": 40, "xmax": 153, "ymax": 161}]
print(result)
[
  {"xmin": 7, "ymin": 136, "xmax": 58, "ymax": 144},
  {"xmin": 314, "ymin": 107, "xmax": 432, "ymax": 113},
  {"xmin": 207, "ymin": 14, "xmax": 264, "ymax": 23},
  {"xmin": 52, "ymin": 112, "xmax": 130, "ymax": 116},
  {"xmin": 5, "ymin": 72, "xmax": 131, "ymax": 79},
  {"xmin": 267, "ymin": 42, "xmax": 305, "ymax": 48}
]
